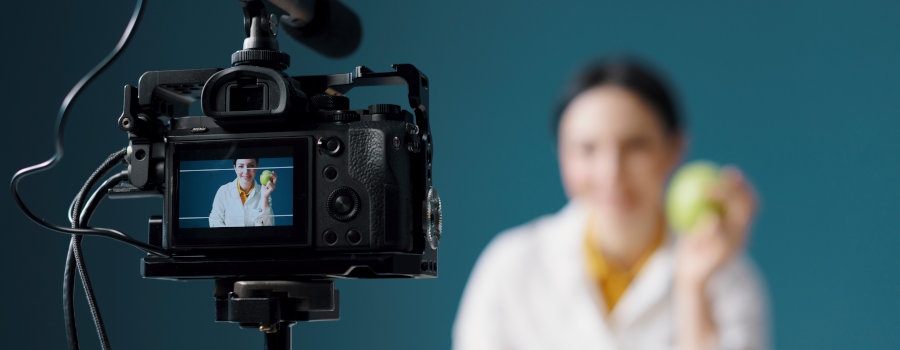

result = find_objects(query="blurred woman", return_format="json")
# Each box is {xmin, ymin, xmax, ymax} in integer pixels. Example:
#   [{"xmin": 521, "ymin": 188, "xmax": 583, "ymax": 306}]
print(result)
[{"xmin": 453, "ymin": 59, "xmax": 769, "ymax": 350}]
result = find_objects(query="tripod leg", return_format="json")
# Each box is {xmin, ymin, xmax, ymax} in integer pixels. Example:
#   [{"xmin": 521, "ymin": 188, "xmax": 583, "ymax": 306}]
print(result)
[{"xmin": 264, "ymin": 322, "xmax": 294, "ymax": 350}]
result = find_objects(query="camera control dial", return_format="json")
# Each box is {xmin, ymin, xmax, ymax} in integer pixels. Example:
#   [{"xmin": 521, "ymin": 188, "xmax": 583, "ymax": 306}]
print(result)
[
  {"xmin": 327, "ymin": 111, "xmax": 360, "ymax": 123},
  {"xmin": 231, "ymin": 49, "xmax": 290, "ymax": 70},
  {"xmin": 424, "ymin": 186, "xmax": 442, "ymax": 250},
  {"xmin": 327, "ymin": 187, "xmax": 360, "ymax": 222},
  {"xmin": 367, "ymin": 104, "xmax": 401, "ymax": 115},
  {"xmin": 311, "ymin": 94, "xmax": 350, "ymax": 111}
]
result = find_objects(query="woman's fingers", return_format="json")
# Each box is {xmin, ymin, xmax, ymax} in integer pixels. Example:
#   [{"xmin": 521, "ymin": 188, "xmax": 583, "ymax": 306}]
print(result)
[
  {"xmin": 708, "ymin": 166, "xmax": 757, "ymax": 245},
  {"xmin": 676, "ymin": 166, "xmax": 759, "ymax": 285},
  {"xmin": 692, "ymin": 209, "xmax": 723, "ymax": 239}
]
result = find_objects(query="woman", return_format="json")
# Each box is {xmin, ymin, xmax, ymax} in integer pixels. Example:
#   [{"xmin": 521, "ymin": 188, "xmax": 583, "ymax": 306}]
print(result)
[
  {"xmin": 208, "ymin": 158, "xmax": 277, "ymax": 227},
  {"xmin": 453, "ymin": 59, "xmax": 769, "ymax": 349}
]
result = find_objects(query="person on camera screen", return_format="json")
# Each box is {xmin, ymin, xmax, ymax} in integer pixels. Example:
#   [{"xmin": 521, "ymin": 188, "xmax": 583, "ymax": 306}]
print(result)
[{"xmin": 208, "ymin": 158, "xmax": 277, "ymax": 227}]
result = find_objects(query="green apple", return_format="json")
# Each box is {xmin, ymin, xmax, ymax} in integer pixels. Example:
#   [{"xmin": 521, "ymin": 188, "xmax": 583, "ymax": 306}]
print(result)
[
  {"xmin": 666, "ymin": 161, "xmax": 722, "ymax": 234},
  {"xmin": 260, "ymin": 170, "xmax": 273, "ymax": 186}
]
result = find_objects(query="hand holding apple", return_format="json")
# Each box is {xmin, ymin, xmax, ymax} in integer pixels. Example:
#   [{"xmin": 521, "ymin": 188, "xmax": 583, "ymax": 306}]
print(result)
[
  {"xmin": 669, "ymin": 162, "xmax": 758, "ymax": 287},
  {"xmin": 260, "ymin": 170, "xmax": 273, "ymax": 186},
  {"xmin": 666, "ymin": 161, "xmax": 722, "ymax": 234},
  {"xmin": 260, "ymin": 170, "xmax": 277, "ymax": 205}
]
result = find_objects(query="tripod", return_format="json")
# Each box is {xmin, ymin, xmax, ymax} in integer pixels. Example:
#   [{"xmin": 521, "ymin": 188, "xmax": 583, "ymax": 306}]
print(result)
[{"xmin": 214, "ymin": 279, "xmax": 340, "ymax": 350}]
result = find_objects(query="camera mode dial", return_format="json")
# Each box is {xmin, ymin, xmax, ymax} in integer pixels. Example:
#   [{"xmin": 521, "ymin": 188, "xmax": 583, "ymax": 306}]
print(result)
[
  {"xmin": 311, "ymin": 94, "xmax": 350, "ymax": 111},
  {"xmin": 367, "ymin": 104, "xmax": 401, "ymax": 115},
  {"xmin": 231, "ymin": 49, "xmax": 290, "ymax": 70},
  {"xmin": 328, "ymin": 111, "xmax": 360, "ymax": 123}
]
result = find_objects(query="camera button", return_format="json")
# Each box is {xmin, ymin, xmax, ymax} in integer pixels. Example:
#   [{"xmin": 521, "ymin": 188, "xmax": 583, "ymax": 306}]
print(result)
[
  {"xmin": 333, "ymin": 196, "xmax": 354, "ymax": 214},
  {"xmin": 323, "ymin": 230, "xmax": 338, "ymax": 245},
  {"xmin": 323, "ymin": 166, "xmax": 338, "ymax": 181},
  {"xmin": 318, "ymin": 137, "xmax": 342, "ymax": 156},
  {"xmin": 326, "ymin": 138, "xmax": 341, "ymax": 152},
  {"xmin": 347, "ymin": 229, "xmax": 361, "ymax": 245}
]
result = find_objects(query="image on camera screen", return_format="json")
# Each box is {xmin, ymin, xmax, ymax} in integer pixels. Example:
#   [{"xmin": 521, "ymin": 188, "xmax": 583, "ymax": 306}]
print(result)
[{"xmin": 178, "ymin": 157, "xmax": 294, "ymax": 228}]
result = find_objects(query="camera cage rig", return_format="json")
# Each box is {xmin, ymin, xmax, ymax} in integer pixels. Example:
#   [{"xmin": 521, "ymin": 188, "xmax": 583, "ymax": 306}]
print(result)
[
  {"xmin": 110, "ymin": 1, "xmax": 439, "ymax": 348},
  {"xmin": 9, "ymin": 0, "xmax": 444, "ymax": 348},
  {"xmin": 122, "ymin": 63, "xmax": 438, "ymax": 281}
]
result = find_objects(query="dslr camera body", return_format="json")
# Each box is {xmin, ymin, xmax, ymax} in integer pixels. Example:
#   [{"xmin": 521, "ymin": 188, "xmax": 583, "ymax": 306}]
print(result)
[{"xmin": 117, "ymin": 1, "xmax": 440, "ymax": 281}]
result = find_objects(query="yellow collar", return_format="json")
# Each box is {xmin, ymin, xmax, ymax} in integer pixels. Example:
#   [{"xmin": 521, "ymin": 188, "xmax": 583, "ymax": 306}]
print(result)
[
  {"xmin": 237, "ymin": 180, "xmax": 254, "ymax": 195},
  {"xmin": 583, "ymin": 215, "xmax": 664, "ymax": 312},
  {"xmin": 237, "ymin": 180, "xmax": 254, "ymax": 205}
]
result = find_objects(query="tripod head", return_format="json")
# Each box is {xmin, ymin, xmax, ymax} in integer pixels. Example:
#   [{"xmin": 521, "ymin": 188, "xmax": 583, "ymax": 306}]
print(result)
[{"xmin": 215, "ymin": 279, "xmax": 340, "ymax": 350}]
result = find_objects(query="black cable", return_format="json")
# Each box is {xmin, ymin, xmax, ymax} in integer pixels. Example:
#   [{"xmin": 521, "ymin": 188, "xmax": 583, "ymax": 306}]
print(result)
[
  {"xmin": 73, "ymin": 171, "xmax": 129, "ymax": 350},
  {"xmin": 63, "ymin": 149, "xmax": 128, "ymax": 349},
  {"xmin": 79, "ymin": 172, "xmax": 129, "ymax": 230},
  {"xmin": 8, "ymin": 0, "xmax": 153, "ymax": 348},
  {"xmin": 65, "ymin": 149, "xmax": 128, "ymax": 350},
  {"xmin": 68, "ymin": 149, "xmax": 127, "ymax": 225},
  {"xmin": 45, "ymin": 0, "xmax": 148, "ymax": 342},
  {"xmin": 7, "ymin": 0, "xmax": 163, "ymax": 256},
  {"xmin": 64, "ymin": 149, "xmax": 127, "ymax": 350},
  {"xmin": 72, "ymin": 236, "xmax": 106, "ymax": 350},
  {"xmin": 64, "ymin": 239, "xmax": 80, "ymax": 350}
]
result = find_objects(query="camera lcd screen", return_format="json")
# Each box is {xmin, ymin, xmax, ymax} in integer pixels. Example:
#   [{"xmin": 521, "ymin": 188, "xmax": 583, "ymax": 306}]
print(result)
[
  {"xmin": 169, "ymin": 138, "xmax": 311, "ymax": 249},
  {"xmin": 178, "ymin": 157, "xmax": 293, "ymax": 228}
]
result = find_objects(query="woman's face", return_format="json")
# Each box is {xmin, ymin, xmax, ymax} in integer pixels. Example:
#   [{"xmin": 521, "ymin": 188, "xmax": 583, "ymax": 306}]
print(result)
[
  {"xmin": 234, "ymin": 159, "xmax": 258, "ymax": 189},
  {"xmin": 558, "ymin": 85, "xmax": 682, "ymax": 227}
]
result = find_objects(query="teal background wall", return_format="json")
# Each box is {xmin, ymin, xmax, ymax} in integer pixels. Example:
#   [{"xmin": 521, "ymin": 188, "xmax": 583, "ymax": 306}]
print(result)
[{"xmin": 3, "ymin": 0, "xmax": 899, "ymax": 348}]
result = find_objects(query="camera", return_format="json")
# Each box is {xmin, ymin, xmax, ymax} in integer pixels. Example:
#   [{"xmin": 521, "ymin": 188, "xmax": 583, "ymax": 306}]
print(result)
[
  {"xmin": 115, "ymin": 1, "xmax": 440, "ymax": 280},
  {"xmin": 8, "ymin": 0, "xmax": 441, "ymax": 346}
]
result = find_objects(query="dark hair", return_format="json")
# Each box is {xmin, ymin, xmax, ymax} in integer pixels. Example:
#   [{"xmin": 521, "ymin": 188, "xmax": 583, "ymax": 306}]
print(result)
[
  {"xmin": 552, "ymin": 58, "xmax": 682, "ymax": 140},
  {"xmin": 233, "ymin": 158, "xmax": 259, "ymax": 166}
]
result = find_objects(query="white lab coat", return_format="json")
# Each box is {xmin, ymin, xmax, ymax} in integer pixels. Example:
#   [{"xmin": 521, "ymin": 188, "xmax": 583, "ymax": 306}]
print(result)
[
  {"xmin": 208, "ymin": 178, "xmax": 274, "ymax": 227},
  {"xmin": 453, "ymin": 202, "xmax": 769, "ymax": 350}
]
